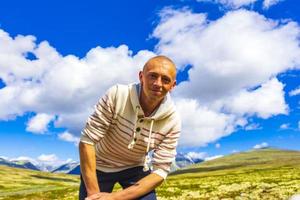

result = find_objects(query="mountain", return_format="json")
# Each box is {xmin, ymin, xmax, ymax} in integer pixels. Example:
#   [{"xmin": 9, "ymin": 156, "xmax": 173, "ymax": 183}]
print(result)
[
  {"xmin": 68, "ymin": 165, "xmax": 80, "ymax": 175},
  {"xmin": 52, "ymin": 151, "xmax": 202, "ymax": 175},
  {"xmin": 52, "ymin": 161, "xmax": 80, "ymax": 174},
  {"xmin": 0, "ymin": 157, "xmax": 40, "ymax": 171},
  {"xmin": 174, "ymin": 152, "xmax": 204, "ymax": 168}
]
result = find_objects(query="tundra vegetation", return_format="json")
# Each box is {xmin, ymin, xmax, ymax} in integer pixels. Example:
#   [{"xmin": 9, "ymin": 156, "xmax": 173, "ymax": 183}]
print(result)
[{"xmin": 1, "ymin": 148, "xmax": 300, "ymax": 200}]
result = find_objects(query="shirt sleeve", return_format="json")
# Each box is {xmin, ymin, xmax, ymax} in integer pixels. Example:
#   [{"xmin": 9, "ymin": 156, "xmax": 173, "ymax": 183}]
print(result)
[
  {"xmin": 152, "ymin": 116, "xmax": 181, "ymax": 179},
  {"xmin": 80, "ymin": 85, "xmax": 117, "ymax": 145}
]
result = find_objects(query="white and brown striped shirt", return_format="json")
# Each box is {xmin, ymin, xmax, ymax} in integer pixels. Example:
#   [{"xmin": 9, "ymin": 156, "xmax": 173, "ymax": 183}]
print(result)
[{"xmin": 80, "ymin": 83, "xmax": 181, "ymax": 179}]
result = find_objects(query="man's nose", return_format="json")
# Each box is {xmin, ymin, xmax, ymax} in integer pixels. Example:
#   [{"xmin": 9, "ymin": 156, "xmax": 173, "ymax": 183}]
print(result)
[{"xmin": 153, "ymin": 77, "xmax": 162, "ymax": 87}]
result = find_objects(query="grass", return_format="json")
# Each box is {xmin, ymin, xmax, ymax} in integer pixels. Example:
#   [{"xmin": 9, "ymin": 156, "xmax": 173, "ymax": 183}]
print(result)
[
  {"xmin": 1, "ymin": 148, "xmax": 300, "ymax": 199},
  {"xmin": 0, "ymin": 165, "xmax": 79, "ymax": 200},
  {"xmin": 157, "ymin": 148, "xmax": 300, "ymax": 200}
]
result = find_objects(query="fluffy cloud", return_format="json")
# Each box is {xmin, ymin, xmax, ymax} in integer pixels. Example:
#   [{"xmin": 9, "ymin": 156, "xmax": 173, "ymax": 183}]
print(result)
[
  {"xmin": 245, "ymin": 123, "xmax": 261, "ymax": 130},
  {"xmin": 222, "ymin": 78, "xmax": 288, "ymax": 119},
  {"xmin": 37, "ymin": 154, "xmax": 58, "ymax": 162},
  {"xmin": 154, "ymin": 9, "xmax": 300, "ymax": 103},
  {"xmin": 215, "ymin": 143, "xmax": 221, "ymax": 148},
  {"xmin": 7, "ymin": 154, "xmax": 73, "ymax": 169},
  {"xmin": 58, "ymin": 131, "xmax": 80, "ymax": 146},
  {"xmin": 10, "ymin": 156, "xmax": 39, "ymax": 165},
  {"xmin": 175, "ymin": 98, "xmax": 245, "ymax": 146},
  {"xmin": 0, "ymin": 29, "xmax": 155, "ymax": 138},
  {"xmin": 152, "ymin": 8, "xmax": 299, "ymax": 146},
  {"xmin": 253, "ymin": 142, "xmax": 268, "ymax": 149},
  {"xmin": 37, "ymin": 154, "xmax": 74, "ymax": 169},
  {"xmin": 289, "ymin": 86, "xmax": 300, "ymax": 96},
  {"xmin": 196, "ymin": 0, "xmax": 283, "ymax": 9},
  {"xmin": 279, "ymin": 123, "xmax": 290, "ymax": 130},
  {"xmin": 186, "ymin": 151, "xmax": 224, "ymax": 161},
  {"xmin": 26, "ymin": 113, "xmax": 55, "ymax": 134},
  {"xmin": 186, "ymin": 151, "xmax": 208, "ymax": 160},
  {"xmin": 1, "ymin": 7, "xmax": 299, "ymax": 147},
  {"xmin": 262, "ymin": 0, "xmax": 282, "ymax": 9}
]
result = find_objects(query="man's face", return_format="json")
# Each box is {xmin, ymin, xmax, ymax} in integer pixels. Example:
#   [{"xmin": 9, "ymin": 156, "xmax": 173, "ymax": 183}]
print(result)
[{"xmin": 139, "ymin": 59, "xmax": 176, "ymax": 103}]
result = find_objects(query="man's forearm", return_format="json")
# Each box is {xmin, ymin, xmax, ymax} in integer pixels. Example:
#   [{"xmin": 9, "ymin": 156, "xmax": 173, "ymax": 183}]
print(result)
[
  {"xmin": 79, "ymin": 142, "xmax": 100, "ymax": 196},
  {"xmin": 112, "ymin": 173, "xmax": 164, "ymax": 200}
]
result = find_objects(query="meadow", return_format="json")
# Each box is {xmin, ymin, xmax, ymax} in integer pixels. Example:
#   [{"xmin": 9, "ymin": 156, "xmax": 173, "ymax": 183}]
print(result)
[{"xmin": 1, "ymin": 148, "xmax": 300, "ymax": 199}]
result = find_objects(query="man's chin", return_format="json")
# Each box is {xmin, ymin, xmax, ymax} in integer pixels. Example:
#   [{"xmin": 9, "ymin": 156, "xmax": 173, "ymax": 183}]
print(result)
[{"xmin": 149, "ymin": 94, "xmax": 165, "ymax": 102}]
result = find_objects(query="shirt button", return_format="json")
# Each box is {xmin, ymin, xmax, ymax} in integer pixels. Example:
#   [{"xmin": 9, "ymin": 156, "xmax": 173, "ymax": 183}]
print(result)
[{"xmin": 136, "ymin": 127, "xmax": 141, "ymax": 132}]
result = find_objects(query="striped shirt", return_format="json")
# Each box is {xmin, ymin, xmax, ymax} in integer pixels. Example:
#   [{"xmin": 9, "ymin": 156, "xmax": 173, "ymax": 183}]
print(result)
[{"xmin": 80, "ymin": 83, "xmax": 181, "ymax": 179}]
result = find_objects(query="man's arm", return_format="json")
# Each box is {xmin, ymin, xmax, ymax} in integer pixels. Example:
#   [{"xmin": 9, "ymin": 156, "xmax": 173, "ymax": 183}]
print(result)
[
  {"xmin": 79, "ymin": 142, "xmax": 100, "ymax": 196},
  {"xmin": 111, "ymin": 173, "xmax": 164, "ymax": 200}
]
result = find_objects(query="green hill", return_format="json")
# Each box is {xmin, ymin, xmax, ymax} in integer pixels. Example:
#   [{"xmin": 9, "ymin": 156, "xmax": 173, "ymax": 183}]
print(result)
[
  {"xmin": 157, "ymin": 148, "xmax": 300, "ymax": 200},
  {"xmin": 172, "ymin": 147, "xmax": 300, "ymax": 175},
  {"xmin": 0, "ymin": 165, "xmax": 80, "ymax": 200}
]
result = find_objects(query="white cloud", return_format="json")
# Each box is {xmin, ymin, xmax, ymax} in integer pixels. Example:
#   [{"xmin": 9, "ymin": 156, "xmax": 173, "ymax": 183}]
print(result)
[
  {"xmin": 279, "ymin": 123, "xmax": 290, "ymax": 130},
  {"xmin": 204, "ymin": 155, "xmax": 224, "ymax": 161},
  {"xmin": 186, "ymin": 151, "xmax": 208, "ymax": 160},
  {"xmin": 0, "ymin": 7, "xmax": 299, "ymax": 148},
  {"xmin": 153, "ymin": 8, "xmax": 299, "ymax": 146},
  {"xmin": 26, "ymin": 113, "xmax": 54, "ymax": 134},
  {"xmin": 37, "ymin": 154, "xmax": 58, "ymax": 162},
  {"xmin": 223, "ymin": 78, "xmax": 288, "ymax": 119},
  {"xmin": 262, "ymin": 0, "xmax": 282, "ymax": 9},
  {"xmin": 231, "ymin": 149, "xmax": 239, "ymax": 153},
  {"xmin": 8, "ymin": 154, "xmax": 73, "ymax": 169},
  {"xmin": 289, "ymin": 86, "xmax": 300, "ymax": 96},
  {"xmin": 36, "ymin": 154, "xmax": 71, "ymax": 168},
  {"xmin": 245, "ymin": 123, "xmax": 261, "ymax": 130},
  {"xmin": 0, "ymin": 156, "xmax": 8, "ymax": 160},
  {"xmin": 175, "ymin": 98, "xmax": 243, "ymax": 146},
  {"xmin": 215, "ymin": 143, "xmax": 221, "ymax": 148},
  {"xmin": 186, "ymin": 151, "xmax": 223, "ymax": 161},
  {"xmin": 10, "ymin": 156, "xmax": 39, "ymax": 165},
  {"xmin": 0, "ymin": 29, "xmax": 155, "ymax": 139},
  {"xmin": 154, "ymin": 9, "xmax": 300, "ymax": 103},
  {"xmin": 253, "ymin": 142, "xmax": 268, "ymax": 149},
  {"xmin": 196, "ymin": 0, "xmax": 283, "ymax": 9},
  {"xmin": 58, "ymin": 131, "xmax": 80, "ymax": 146}
]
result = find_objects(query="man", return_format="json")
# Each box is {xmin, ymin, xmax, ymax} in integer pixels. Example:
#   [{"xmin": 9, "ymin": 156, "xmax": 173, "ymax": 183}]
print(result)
[{"xmin": 79, "ymin": 55, "xmax": 181, "ymax": 200}]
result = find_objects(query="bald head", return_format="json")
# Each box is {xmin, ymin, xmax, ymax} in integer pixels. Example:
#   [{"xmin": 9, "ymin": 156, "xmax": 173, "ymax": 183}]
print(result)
[
  {"xmin": 139, "ymin": 55, "xmax": 177, "ymax": 109},
  {"xmin": 143, "ymin": 55, "xmax": 177, "ymax": 80}
]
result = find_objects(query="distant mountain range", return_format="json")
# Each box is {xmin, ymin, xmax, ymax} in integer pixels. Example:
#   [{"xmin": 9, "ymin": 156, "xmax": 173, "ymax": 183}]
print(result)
[
  {"xmin": 52, "ymin": 161, "xmax": 80, "ymax": 174},
  {"xmin": 0, "ymin": 157, "xmax": 40, "ymax": 171},
  {"xmin": 0, "ymin": 152, "xmax": 202, "ymax": 175}
]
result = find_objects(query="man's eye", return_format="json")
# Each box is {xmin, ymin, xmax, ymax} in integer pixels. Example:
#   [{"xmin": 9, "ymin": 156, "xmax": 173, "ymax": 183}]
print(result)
[
  {"xmin": 149, "ymin": 74, "xmax": 157, "ymax": 79},
  {"xmin": 162, "ymin": 77, "xmax": 171, "ymax": 83}
]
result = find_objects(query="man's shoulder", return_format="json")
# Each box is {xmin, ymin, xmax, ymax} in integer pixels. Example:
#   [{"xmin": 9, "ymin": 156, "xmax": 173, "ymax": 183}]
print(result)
[
  {"xmin": 105, "ymin": 83, "xmax": 137, "ymax": 106},
  {"xmin": 108, "ymin": 83, "xmax": 136, "ymax": 96}
]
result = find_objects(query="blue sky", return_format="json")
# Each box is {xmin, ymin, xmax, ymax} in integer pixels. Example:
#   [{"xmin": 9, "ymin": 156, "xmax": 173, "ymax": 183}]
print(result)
[{"xmin": 0, "ymin": 0, "xmax": 299, "ymax": 166}]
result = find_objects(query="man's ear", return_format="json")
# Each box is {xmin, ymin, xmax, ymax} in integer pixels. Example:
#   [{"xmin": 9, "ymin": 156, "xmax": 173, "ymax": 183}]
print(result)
[
  {"xmin": 170, "ymin": 80, "xmax": 176, "ymax": 92},
  {"xmin": 139, "ymin": 71, "xmax": 143, "ymax": 83}
]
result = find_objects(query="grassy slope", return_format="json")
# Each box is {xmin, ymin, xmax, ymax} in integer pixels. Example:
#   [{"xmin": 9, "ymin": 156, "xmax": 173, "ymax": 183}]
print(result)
[
  {"xmin": 157, "ymin": 148, "xmax": 300, "ymax": 200},
  {"xmin": 1, "ymin": 148, "xmax": 300, "ymax": 199},
  {"xmin": 0, "ymin": 165, "xmax": 79, "ymax": 200}
]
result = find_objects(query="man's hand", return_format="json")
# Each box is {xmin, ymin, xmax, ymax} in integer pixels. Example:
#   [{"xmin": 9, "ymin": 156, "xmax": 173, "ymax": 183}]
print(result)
[{"xmin": 85, "ymin": 192, "xmax": 116, "ymax": 200}]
